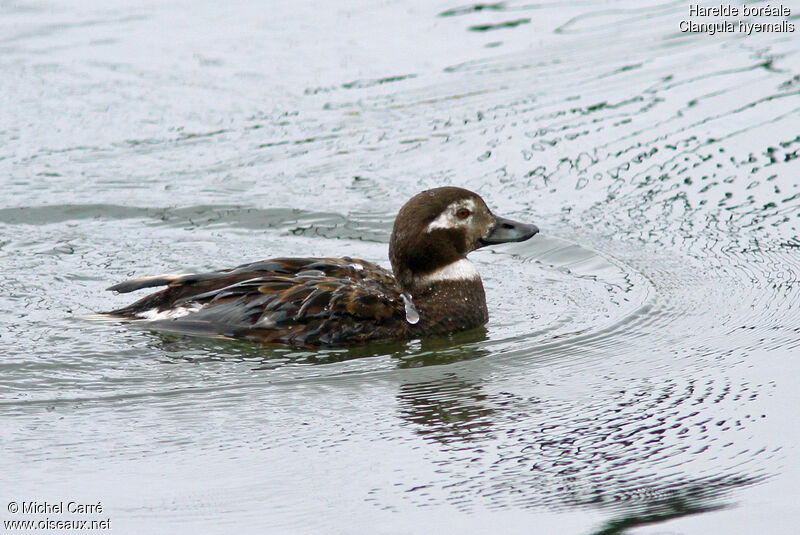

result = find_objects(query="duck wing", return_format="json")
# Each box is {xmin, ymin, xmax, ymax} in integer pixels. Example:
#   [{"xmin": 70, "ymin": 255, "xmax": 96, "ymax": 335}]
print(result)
[{"xmin": 105, "ymin": 257, "xmax": 407, "ymax": 346}]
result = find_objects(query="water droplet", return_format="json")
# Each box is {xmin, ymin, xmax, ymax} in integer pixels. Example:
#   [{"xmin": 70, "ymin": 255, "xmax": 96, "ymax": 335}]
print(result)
[{"xmin": 401, "ymin": 293, "xmax": 419, "ymax": 324}]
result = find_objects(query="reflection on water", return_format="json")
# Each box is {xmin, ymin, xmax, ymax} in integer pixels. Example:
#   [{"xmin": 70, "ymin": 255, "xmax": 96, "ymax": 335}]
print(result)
[
  {"xmin": 398, "ymin": 374, "xmax": 495, "ymax": 445},
  {"xmin": 2, "ymin": 0, "xmax": 799, "ymax": 533},
  {"xmin": 149, "ymin": 323, "xmax": 489, "ymax": 369},
  {"xmin": 395, "ymin": 367, "xmax": 773, "ymax": 518}
]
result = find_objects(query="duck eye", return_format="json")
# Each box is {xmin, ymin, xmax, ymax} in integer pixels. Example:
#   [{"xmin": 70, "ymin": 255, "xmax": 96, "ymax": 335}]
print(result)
[{"xmin": 456, "ymin": 208, "xmax": 471, "ymax": 220}]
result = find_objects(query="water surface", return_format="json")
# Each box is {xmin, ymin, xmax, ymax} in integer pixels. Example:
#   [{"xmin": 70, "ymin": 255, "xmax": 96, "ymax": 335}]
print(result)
[{"xmin": 2, "ymin": 1, "xmax": 799, "ymax": 533}]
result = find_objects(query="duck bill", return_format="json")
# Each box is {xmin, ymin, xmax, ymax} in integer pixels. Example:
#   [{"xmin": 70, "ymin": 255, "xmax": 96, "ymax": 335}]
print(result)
[{"xmin": 479, "ymin": 215, "xmax": 539, "ymax": 246}]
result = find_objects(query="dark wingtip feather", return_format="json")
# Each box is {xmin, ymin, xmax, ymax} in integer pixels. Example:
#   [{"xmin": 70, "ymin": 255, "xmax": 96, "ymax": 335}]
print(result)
[{"xmin": 106, "ymin": 273, "xmax": 191, "ymax": 293}]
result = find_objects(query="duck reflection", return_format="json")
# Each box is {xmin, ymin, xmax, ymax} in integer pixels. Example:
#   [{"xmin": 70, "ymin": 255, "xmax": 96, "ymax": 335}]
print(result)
[
  {"xmin": 392, "ymin": 326, "xmax": 488, "ymax": 368},
  {"xmin": 148, "ymin": 324, "xmax": 490, "ymax": 370},
  {"xmin": 392, "ymin": 329, "xmax": 497, "ymax": 444},
  {"xmin": 397, "ymin": 373, "xmax": 495, "ymax": 445}
]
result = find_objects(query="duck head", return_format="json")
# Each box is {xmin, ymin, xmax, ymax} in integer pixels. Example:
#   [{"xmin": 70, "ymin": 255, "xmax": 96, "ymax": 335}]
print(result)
[{"xmin": 389, "ymin": 186, "xmax": 539, "ymax": 291}]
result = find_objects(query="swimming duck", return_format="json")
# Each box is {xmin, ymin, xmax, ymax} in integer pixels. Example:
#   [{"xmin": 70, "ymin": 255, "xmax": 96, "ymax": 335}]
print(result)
[{"xmin": 104, "ymin": 187, "xmax": 538, "ymax": 346}]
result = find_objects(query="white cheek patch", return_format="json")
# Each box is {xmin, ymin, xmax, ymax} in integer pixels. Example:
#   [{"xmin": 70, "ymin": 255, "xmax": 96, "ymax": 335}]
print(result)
[
  {"xmin": 425, "ymin": 199, "xmax": 477, "ymax": 232},
  {"xmin": 417, "ymin": 258, "xmax": 481, "ymax": 285}
]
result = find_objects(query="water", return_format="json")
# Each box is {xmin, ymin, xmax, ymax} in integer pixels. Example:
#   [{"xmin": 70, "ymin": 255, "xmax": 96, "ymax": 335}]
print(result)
[{"xmin": 2, "ymin": 0, "xmax": 799, "ymax": 533}]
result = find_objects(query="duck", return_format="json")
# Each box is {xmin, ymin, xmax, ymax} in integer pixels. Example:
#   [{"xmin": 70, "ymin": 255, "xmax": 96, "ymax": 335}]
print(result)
[{"xmin": 103, "ymin": 187, "xmax": 539, "ymax": 347}]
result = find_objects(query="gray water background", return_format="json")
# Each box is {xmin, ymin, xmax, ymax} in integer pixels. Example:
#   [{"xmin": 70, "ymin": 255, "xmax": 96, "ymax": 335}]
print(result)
[{"xmin": 2, "ymin": 0, "xmax": 799, "ymax": 533}]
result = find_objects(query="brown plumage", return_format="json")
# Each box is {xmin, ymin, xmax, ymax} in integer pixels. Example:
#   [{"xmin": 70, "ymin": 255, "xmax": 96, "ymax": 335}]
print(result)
[
  {"xmin": 102, "ymin": 187, "xmax": 539, "ymax": 347},
  {"xmin": 107, "ymin": 258, "xmax": 407, "ymax": 346}
]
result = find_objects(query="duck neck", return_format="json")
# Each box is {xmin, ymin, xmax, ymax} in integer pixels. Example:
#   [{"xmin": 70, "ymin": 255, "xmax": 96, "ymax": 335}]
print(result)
[{"xmin": 401, "ymin": 259, "xmax": 489, "ymax": 334}]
